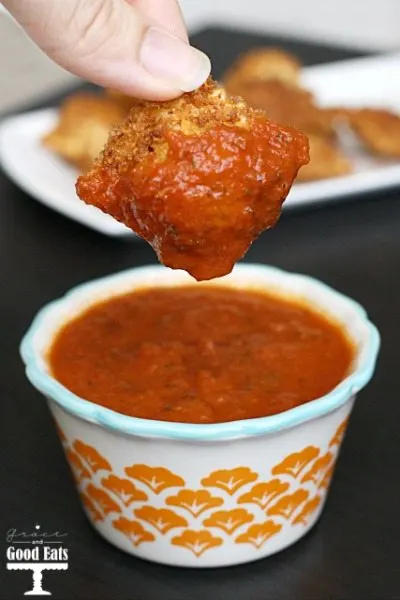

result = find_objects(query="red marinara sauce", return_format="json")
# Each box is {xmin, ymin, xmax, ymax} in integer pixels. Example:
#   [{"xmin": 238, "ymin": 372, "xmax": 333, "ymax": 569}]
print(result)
[{"xmin": 49, "ymin": 286, "xmax": 354, "ymax": 424}]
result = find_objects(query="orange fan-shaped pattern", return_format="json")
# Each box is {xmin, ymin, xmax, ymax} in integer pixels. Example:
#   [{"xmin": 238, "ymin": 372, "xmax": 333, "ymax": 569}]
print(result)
[
  {"xmin": 73, "ymin": 440, "xmax": 112, "ymax": 474},
  {"xmin": 134, "ymin": 506, "xmax": 188, "ymax": 534},
  {"xmin": 201, "ymin": 467, "xmax": 258, "ymax": 495},
  {"xmin": 166, "ymin": 489, "xmax": 224, "ymax": 517},
  {"xmin": 236, "ymin": 521, "xmax": 282, "ymax": 549},
  {"xmin": 125, "ymin": 465, "xmax": 185, "ymax": 494},
  {"xmin": 55, "ymin": 416, "xmax": 348, "ymax": 559},
  {"xmin": 272, "ymin": 447, "xmax": 320, "ymax": 479},
  {"xmin": 113, "ymin": 517, "xmax": 155, "ymax": 547},
  {"xmin": 102, "ymin": 474, "xmax": 148, "ymax": 507},
  {"xmin": 238, "ymin": 479, "xmax": 290, "ymax": 510},
  {"xmin": 203, "ymin": 509, "xmax": 253, "ymax": 535},
  {"xmin": 171, "ymin": 530, "xmax": 223, "ymax": 557},
  {"xmin": 267, "ymin": 489, "xmax": 309, "ymax": 520}
]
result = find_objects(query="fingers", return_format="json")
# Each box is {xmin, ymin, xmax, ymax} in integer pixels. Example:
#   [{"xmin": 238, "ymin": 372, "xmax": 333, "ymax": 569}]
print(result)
[
  {"xmin": 126, "ymin": 0, "xmax": 188, "ymax": 42},
  {"xmin": 3, "ymin": 0, "xmax": 211, "ymax": 101}
]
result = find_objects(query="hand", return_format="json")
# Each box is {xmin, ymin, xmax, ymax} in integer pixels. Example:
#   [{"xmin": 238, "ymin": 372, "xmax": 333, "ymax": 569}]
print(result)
[{"xmin": 3, "ymin": 0, "xmax": 211, "ymax": 100}]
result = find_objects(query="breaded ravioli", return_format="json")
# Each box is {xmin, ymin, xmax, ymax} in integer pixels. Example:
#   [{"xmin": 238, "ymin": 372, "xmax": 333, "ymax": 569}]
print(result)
[
  {"xmin": 43, "ymin": 94, "xmax": 127, "ymax": 171},
  {"xmin": 232, "ymin": 80, "xmax": 335, "ymax": 139},
  {"xmin": 348, "ymin": 108, "xmax": 400, "ymax": 158},
  {"xmin": 76, "ymin": 79, "xmax": 309, "ymax": 281},
  {"xmin": 297, "ymin": 135, "xmax": 352, "ymax": 182},
  {"xmin": 223, "ymin": 48, "xmax": 302, "ymax": 95}
]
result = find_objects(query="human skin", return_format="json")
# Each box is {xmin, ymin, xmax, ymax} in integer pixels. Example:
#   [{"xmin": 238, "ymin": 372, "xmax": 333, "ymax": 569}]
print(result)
[{"xmin": 3, "ymin": 0, "xmax": 211, "ymax": 100}]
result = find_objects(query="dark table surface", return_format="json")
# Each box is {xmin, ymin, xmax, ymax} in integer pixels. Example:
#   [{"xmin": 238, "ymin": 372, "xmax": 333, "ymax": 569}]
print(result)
[{"xmin": 1, "ymin": 27, "xmax": 399, "ymax": 600}]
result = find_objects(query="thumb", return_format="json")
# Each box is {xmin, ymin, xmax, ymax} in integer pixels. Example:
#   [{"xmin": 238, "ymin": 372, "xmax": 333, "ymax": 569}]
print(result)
[{"xmin": 3, "ymin": 0, "xmax": 211, "ymax": 101}]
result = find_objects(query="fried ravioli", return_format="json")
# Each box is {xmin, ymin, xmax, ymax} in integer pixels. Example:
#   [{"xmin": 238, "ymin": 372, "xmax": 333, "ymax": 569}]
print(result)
[
  {"xmin": 43, "ymin": 93, "xmax": 127, "ymax": 171},
  {"xmin": 297, "ymin": 135, "xmax": 352, "ymax": 182},
  {"xmin": 232, "ymin": 80, "xmax": 335, "ymax": 139},
  {"xmin": 76, "ymin": 78, "xmax": 309, "ymax": 281},
  {"xmin": 223, "ymin": 47, "xmax": 302, "ymax": 95},
  {"xmin": 348, "ymin": 108, "xmax": 400, "ymax": 158}
]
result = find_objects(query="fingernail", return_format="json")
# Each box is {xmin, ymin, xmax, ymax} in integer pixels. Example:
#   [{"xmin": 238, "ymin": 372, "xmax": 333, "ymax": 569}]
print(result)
[{"xmin": 140, "ymin": 27, "xmax": 211, "ymax": 92}]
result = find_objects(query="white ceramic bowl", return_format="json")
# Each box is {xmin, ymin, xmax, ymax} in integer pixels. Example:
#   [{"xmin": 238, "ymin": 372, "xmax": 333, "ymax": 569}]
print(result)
[{"xmin": 20, "ymin": 264, "xmax": 380, "ymax": 568}]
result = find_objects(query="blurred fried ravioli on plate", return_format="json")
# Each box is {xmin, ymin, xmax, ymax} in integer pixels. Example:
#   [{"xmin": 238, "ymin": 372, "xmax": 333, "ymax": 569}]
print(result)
[
  {"xmin": 223, "ymin": 47, "xmax": 302, "ymax": 95},
  {"xmin": 230, "ymin": 79, "xmax": 335, "ymax": 140},
  {"xmin": 43, "ymin": 93, "xmax": 127, "ymax": 171},
  {"xmin": 297, "ymin": 135, "xmax": 352, "ymax": 182},
  {"xmin": 104, "ymin": 89, "xmax": 141, "ymax": 112},
  {"xmin": 348, "ymin": 108, "xmax": 400, "ymax": 158}
]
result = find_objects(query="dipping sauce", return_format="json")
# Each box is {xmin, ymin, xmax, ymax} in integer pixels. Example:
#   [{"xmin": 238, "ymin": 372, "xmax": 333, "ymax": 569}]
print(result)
[{"xmin": 49, "ymin": 286, "xmax": 354, "ymax": 424}]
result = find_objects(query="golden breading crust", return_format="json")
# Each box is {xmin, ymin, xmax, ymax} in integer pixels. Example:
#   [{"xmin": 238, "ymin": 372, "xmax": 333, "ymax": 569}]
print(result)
[
  {"xmin": 231, "ymin": 80, "xmax": 335, "ymax": 139},
  {"xmin": 223, "ymin": 47, "xmax": 302, "ymax": 95},
  {"xmin": 348, "ymin": 108, "xmax": 400, "ymax": 157},
  {"xmin": 296, "ymin": 135, "xmax": 352, "ymax": 182},
  {"xmin": 76, "ymin": 78, "xmax": 309, "ymax": 281},
  {"xmin": 43, "ymin": 93, "xmax": 127, "ymax": 171}
]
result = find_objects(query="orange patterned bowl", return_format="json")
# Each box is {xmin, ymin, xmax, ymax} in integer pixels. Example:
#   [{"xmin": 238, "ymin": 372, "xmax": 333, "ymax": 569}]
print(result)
[{"xmin": 20, "ymin": 264, "xmax": 380, "ymax": 567}]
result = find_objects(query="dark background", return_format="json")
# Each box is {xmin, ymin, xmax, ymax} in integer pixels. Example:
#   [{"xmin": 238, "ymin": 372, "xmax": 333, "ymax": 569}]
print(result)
[{"xmin": 1, "ymin": 27, "xmax": 399, "ymax": 600}]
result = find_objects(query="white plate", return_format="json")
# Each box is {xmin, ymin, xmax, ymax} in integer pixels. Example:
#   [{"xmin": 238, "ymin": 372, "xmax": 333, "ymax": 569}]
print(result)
[
  {"xmin": 0, "ymin": 110, "xmax": 132, "ymax": 236},
  {"xmin": 0, "ymin": 52, "xmax": 400, "ymax": 234}
]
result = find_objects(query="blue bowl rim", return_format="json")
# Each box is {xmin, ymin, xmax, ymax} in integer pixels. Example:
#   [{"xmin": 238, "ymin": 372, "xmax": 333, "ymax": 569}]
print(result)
[{"xmin": 20, "ymin": 264, "xmax": 380, "ymax": 442}]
